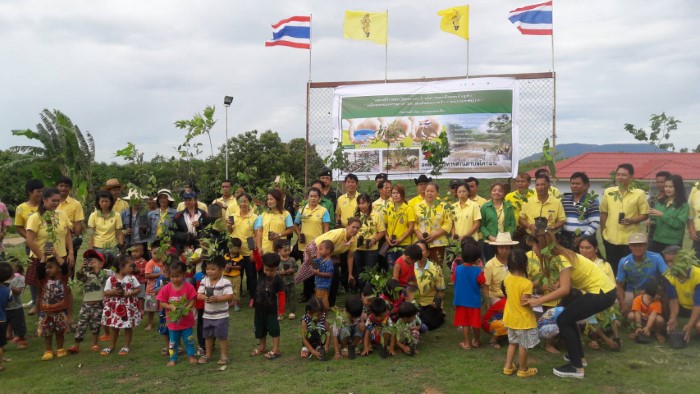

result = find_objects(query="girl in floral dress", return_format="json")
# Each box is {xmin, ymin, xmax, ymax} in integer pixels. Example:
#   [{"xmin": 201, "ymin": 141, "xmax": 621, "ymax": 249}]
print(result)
[{"xmin": 101, "ymin": 255, "xmax": 142, "ymax": 356}]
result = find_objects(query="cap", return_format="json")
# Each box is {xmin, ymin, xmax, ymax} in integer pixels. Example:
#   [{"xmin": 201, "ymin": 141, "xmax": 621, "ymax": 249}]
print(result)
[
  {"xmin": 83, "ymin": 249, "xmax": 105, "ymax": 263},
  {"xmin": 628, "ymin": 233, "xmax": 648, "ymax": 244},
  {"xmin": 449, "ymin": 179, "xmax": 461, "ymax": 188},
  {"xmin": 182, "ymin": 192, "xmax": 197, "ymax": 199},
  {"xmin": 375, "ymin": 173, "xmax": 388, "ymax": 181},
  {"xmin": 319, "ymin": 167, "xmax": 332, "ymax": 177},
  {"xmin": 662, "ymin": 245, "xmax": 681, "ymax": 255}
]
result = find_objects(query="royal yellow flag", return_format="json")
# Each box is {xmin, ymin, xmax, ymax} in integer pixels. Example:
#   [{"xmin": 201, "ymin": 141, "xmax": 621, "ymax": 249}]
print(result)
[
  {"xmin": 343, "ymin": 11, "xmax": 388, "ymax": 45},
  {"xmin": 438, "ymin": 5, "xmax": 469, "ymax": 40}
]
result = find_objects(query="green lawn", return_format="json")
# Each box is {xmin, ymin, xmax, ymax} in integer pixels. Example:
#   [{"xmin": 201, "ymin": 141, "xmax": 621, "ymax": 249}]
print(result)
[{"xmin": 2, "ymin": 246, "xmax": 699, "ymax": 393}]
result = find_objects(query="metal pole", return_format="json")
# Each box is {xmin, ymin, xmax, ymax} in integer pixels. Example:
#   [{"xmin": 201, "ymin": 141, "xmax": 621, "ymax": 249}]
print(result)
[
  {"xmin": 385, "ymin": 10, "xmax": 389, "ymax": 82},
  {"xmin": 305, "ymin": 14, "xmax": 312, "ymax": 188},
  {"xmin": 225, "ymin": 104, "xmax": 229, "ymax": 179},
  {"xmin": 551, "ymin": 5, "xmax": 556, "ymax": 149}
]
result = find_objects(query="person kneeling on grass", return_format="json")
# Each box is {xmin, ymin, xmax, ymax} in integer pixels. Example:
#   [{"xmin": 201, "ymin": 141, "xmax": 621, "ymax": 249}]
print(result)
[
  {"xmin": 389, "ymin": 302, "xmax": 424, "ymax": 356},
  {"xmin": 156, "ymin": 261, "xmax": 197, "ymax": 366},
  {"xmin": 628, "ymin": 278, "xmax": 665, "ymax": 343},
  {"xmin": 332, "ymin": 296, "xmax": 366, "ymax": 360},
  {"xmin": 197, "ymin": 255, "xmax": 233, "ymax": 365},
  {"xmin": 250, "ymin": 253, "xmax": 285, "ymax": 360},
  {"xmin": 300, "ymin": 297, "xmax": 330, "ymax": 361},
  {"xmin": 362, "ymin": 297, "xmax": 393, "ymax": 358}
]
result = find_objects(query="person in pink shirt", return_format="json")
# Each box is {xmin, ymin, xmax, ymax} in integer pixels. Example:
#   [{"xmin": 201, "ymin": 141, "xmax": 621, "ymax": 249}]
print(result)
[{"xmin": 156, "ymin": 262, "xmax": 197, "ymax": 366}]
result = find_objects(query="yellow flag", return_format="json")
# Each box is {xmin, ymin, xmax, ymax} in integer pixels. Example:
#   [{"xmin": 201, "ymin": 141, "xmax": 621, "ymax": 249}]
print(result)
[
  {"xmin": 438, "ymin": 5, "xmax": 469, "ymax": 40},
  {"xmin": 343, "ymin": 11, "xmax": 388, "ymax": 45}
]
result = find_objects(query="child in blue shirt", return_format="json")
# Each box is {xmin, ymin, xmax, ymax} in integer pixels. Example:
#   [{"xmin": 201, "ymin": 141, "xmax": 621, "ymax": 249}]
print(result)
[
  {"xmin": 313, "ymin": 240, "xmax": 334, "ymax": 312},
  {"xmin": 452, "ymin": 238, "xmax": 486, "ymax": 349}
]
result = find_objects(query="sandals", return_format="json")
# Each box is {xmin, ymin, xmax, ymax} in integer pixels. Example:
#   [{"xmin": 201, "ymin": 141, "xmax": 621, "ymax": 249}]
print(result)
[
  {"xmin": 56, "ymin": 349, "xmax": 68, "ymax": 358},
  {"xmin": 489, "ymin": 341, "xmax": 501, "ymax": 349},
  {"xmin": 100, "ymin": 348, "xmax": 112, "ymax": 356},
  {"xmin": 41, "ymin": 351, "xmax": 54, "ymax": 361},
  {"xmin": 118, "ymin": 347, "xmax": 130, "ymax": 356},
  {"xmin": 217, "ymin": 358, "xmax": 230, "ymax": 365},
  {"xmin": 264, "ymin": 351, "xmax": 282, "ymax": 360},
  {"xmin": 198, "ymin": 356, "xmax": 209, "ymax": 364},
  {"xmin": 471, "ymin": 339, "xmax": 481, "ymax": 348},
  {"xmin": 517, "ymin": 367, "xmax": 538, "ymax": 378},
  {"xmin": 250, "ymin": 348, "xmax": 266, "ymax": 357},
  {"xmin": 67, "ymin": 346, "xmax": 80, "ymax": 354},
  {"xmin": 503, "ymin": 366, "xmax": 516, "ymax": 376}
]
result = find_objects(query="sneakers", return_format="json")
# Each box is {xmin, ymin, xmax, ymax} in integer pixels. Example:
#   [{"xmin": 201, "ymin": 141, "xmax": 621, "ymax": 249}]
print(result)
[
  {"xmin": 288, "ymin": 313, "xmax": 296, "ymax": 320},
  {"xmin": 563, "ymin": 354, "xmax": 588, "ymax": 367},
  {"xmin": 553, "ymin": 364, "xmax": 584, "ymax": 379}
]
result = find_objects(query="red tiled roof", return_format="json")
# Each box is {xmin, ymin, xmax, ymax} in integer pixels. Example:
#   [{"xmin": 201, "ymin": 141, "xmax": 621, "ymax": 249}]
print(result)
[{"xmin": 529, "ymin": 152, "xmax": 700, "ymax": 181}]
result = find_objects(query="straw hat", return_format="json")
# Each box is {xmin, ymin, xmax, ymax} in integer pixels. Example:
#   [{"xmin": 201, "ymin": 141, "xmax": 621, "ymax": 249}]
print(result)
[
  {"xmin": 122, "ymin": 188, "xmax": 147, "ymax": 201},
  {"xmin": 487, "ymin": 232, "xmax": 519, "ymax": 246},
  {"xmin": 156, "ymin": 189, "xmax": 175, "ymax": 202},
  {"xmin": 101, "ymin": 178, "xmax": 123, "ymax": 191},
  {"xmin": 628, "ymin": 233, "xmax": 648, "ymax": 244}
]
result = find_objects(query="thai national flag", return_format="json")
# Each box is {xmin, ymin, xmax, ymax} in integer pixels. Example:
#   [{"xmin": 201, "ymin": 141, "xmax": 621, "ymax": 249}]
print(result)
[
  {"xmin": 508, "ymin": 1, "xmax": 553, "ymax": 35},
  {"xmin": 265, "ymin": 16, "xmax": 311, "ymax": 49}
]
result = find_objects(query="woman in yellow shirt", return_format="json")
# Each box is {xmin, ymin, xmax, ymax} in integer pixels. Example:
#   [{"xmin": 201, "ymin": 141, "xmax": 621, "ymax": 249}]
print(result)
[
  {"xmin": 451, "ymin": 183, "xmax": 482, "ymax": 241},
  {"xmin": 87, "ymin": 191, "xmax": 125, "ymax": 256},
  {"xmin": 254, "ymin": 189, "xmax": 293, "ymax": 255},
  {"xmin": 524, "ymin": 230, "xmax": 616, "ymax": 379},
  {"xmin": 354, "ymin": 193, "xmax": 386, "ymax": 285},
  {"xmin": 384, "ymin": 185, "xmax": 415, "ymax": 269},
  {"xmin": 293, "ymin": 187, "xmax": 330, "ymax": 303},
  {"xmin": 413, "ymin": 183, "xmax": 452, "ymax": 266},
  {"xmin": 226, "ymin": 192, "xmax": 259, "ymax": 308}
]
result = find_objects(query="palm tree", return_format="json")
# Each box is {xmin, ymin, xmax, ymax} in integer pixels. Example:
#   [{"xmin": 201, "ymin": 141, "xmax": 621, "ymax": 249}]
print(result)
[{"xmin": 5, "ymin": 109, "xmax": 95, "ymax": 202}]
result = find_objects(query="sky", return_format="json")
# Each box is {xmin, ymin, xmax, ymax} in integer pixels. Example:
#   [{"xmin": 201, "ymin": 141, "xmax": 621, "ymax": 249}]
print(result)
[{"xmin": 1, "ymin": 0, "xmax": 698, "ymax": 162}]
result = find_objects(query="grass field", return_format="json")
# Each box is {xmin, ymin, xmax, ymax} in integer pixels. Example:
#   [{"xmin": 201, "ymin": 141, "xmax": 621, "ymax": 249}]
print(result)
[{"xmin": 1, "ymin": 245, "xmax": 699, "ymax": 394}]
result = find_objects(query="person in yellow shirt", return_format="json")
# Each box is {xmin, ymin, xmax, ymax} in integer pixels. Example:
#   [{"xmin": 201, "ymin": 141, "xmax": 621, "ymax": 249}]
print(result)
[
  {"xmin": 213, "ymin": 179, "xmax": 239, "ymax": 213},
  {"xmin": 663, "ymin": 247, "xmax": 700, "ymax": 343},
  {"xmin": 686, "ymin": 183, "xmax": 700, "ymax": 260},
  {"xmin": 56, "ymin": 176, "xmax": 84, "ymax": 235},
  {"xmin": 505, "ymin": 173, "xmax": 534, "ymax": 245},
  {"xmin": 519, "ymin": 174, "xmax": 565, "ymax": 235},
  {"xmin": 451, "ymin": 183, "xmax": 482, "ymax": 241},
  {"xmin": 293, "ymin": 187, "xmax": 331, "ymax": 303},
  {"xmin": 408, "ymin": 175, "xmax": 432, "ymax": 208},
  {"xmin": 372, "ymin": 180, "xmax": 392, "ymax": 219},
  {"xmin": 354, "ymin": 193, "xmax": 386, "ymax": 286},
  {"xmin": 534, "ymin": 169, "xmax": 562, "ymax": 199},
  {"xmin": 101, "ymin": 178, "xmax": 129, "ymax": 214},
  {"xmin": 465, "ymin": 177, "xmax": 488, "ymax": 207},
  {"xmin": 484, "ymin": 233, "xmax": 519, "ymax": 307},
  {"xmin": 15, "ymin": 179, "xmax": 44, "ymax": 240},
  {"xmin": 384, "ymin": 185, "xmax": 416, "ymax": 269},
  {"xmin": 599, "ymin": 163, "xmax": 650, "ymax": 274},
  {"xmin": 413, "ymin": 183, "xmax": 452, "ymax": 266},
  {"xmin": 335, "ymin": 173, "xmax": 359, "ymax": 228},
  {"xmin": 87, "ymin": 191, "xmax": 124, "ymax": 254},
  {"xmin": 176, "ymin": 185, "xmax": 209, "ymax": 212},
  {"xmin": 524, "ymin": 230, "xmax": 616, "ymax": 379},
  {"xmin": 254, "ymin": 189, "xmax": 293, "ymax": 255},
  {"xmin": 226, "ymin": 193, "xmax": 259, "ymax": 308}
]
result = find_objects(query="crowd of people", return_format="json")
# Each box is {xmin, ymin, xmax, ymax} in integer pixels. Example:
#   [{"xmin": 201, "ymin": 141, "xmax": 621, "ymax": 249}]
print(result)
[{"xmin": 0, "ymin": 164, "xmax": 698, "ymax": 379}]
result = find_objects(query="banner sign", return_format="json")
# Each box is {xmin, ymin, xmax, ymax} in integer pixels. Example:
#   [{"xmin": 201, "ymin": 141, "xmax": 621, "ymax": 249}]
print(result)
[{"xmin": 332, "ymin": 78, "xmax": 519, "ymax": 179}]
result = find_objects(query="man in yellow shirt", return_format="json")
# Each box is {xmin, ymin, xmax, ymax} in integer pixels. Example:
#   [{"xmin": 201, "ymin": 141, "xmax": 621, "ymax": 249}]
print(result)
[
  {"xmin": 466, "ymin": 177, "xmax": 488, "ymax": 207},
  {"xmin": 687, "ymin": 184, "xmax": 700, "ymax": 259},
  {"xmin": 372, "ymin": 180, "xmax": 392, "ymax": 219},
  {"xmin": 408, "ymin": 174, "xmax": 432, "ymax": 208},
  {"xmin": 56, "ymin": 176, "xmax": 85, "ymax": 274},
  {"xmin": 599, "ymin": 163, "xmax": 649, "ymax": 274},
  {"xmin": 213, "ymin": 179, "xmax": 239, "ymax": 212},
  {"xmin": 519, "ymin": 174, "xmax": 565, "ymax": 234},
  {"xmin": 534, "ymin": 169, "xmax": 562, "ymax": 199},
  {"xmin": 102, "ymin": 178, "xmax": 129, "ymax": 213},
  {"xmin": 14, "ymin": 179, "xmax": 43, "ymax": 240},
  {"xmin": 335, "ymin": 173, "xmax": 359, "ymax": 228}
]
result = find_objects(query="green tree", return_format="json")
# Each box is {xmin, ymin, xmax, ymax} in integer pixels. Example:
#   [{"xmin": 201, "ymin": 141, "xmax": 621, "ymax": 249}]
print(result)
[
  {"xmin": 624, "ymin": 112, "xmax": 680, "ymax": 152},
  {"xmin": 4, "ymin": 109, "xmax": 95, "ymax": 204}
]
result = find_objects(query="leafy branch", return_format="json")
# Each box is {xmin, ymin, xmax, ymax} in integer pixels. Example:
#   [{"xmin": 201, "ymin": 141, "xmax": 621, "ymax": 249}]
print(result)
[{"xmin": 421, "ymin": 130, "xmax": 450, "ymax": 176}]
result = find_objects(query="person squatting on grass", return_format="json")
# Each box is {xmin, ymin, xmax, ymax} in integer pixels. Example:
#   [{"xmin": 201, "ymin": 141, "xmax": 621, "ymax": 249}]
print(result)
[
  {"xmin": 362, "ymin": 297, "xmax": 393, "ymax": 358},
  {"xmin": 332, "ymin": 295, "xmax": 366, "ymax": 360},
  {"xmin": 299, "ymin": 297, "xmax": 330, "ymax": 361},
  {"xmin": 0, "ymin": 262, "xmax": 15, "ymax": 371}
]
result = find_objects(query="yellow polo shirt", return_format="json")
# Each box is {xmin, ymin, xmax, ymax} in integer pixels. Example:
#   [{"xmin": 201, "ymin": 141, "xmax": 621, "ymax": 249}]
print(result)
[
  {"xmin": 558, "ymin": 254, "xmax": 615, "ymax": 294},
  {"xmin": 549, "ymin": 186, "xmax": 562, "ymax": 199},
  {"xmin": 593, "ymin": 258, "xmax": 615, "ymax": 284},
  {"xmin": 177, "ymin": 201, "xmax": 209, "ymax": 212},
  {"xmin": 87, "ymin": 211, "xmax": 123, "ymax": 248},
  {"xmin": 26, "ymin": 210, "xmax": 72, "ymax": 258},
  {"xmin": 470, "ymin": 195, "xmax": 488, "ymax": 208},
  {"xmin": 484, "ymin": 256, "xmax": 508, "ymax": 298},
  {"xmin": 505, "ymin": 189, "xmax": 534, "ymax": 225},
  {"xmin": 452, "ymin": 200, "xmax": 482, "ymax": 241},
  {"xmin": 525, "ymin": 251, "xmax": 559, "ymax": 308},
  {"xmin": 336, "ymin": 193, "xmax": 358, "ymax": 227},
  {"xmin": 519, "ymin": 196, "xmax": 566, "ymax": 233},
  {"xmin": 314, "ymin": 228, "xmax": 358, "ymax": 255},
  {"xmin": 414, "ymin": 261, "xmax": 446, "ymax": 307},
  {"xmin": 599, "ymin": 187, "xmax": 649, "ymax": 245},
  {"xmin": 372, "ymin": 197, "xmax": 391, "ymax": 220},
  {"xmin": 112, "ymin": 199, "xmax": 130, "ymax": 214},
  {"xmin": 356, "ymin": 211, "xmax": 385, "ymax": 251},
  {"xmin": 414, "ymin": 201, "xmax": 452, "ymax": 248},
  {"xmin": 255, "ymin": 210, "xmax": 292, "ymax": 254},
  {"xmin": 384, "ymin": 202, "xmax": 416, "ymax": 246},
  {"xmin": 295, "ymin": 204, "xmax": 329, "ymax": 250},
  {"xmin": 689, "ymin": 187, "xmax": 700, "ymax": 232},
  {"xmin": 14, "ymin": 202, "xmax": 39, "ymax": 229},
  {"xmin": 665, "ymin": 266, "xmax": 700, "ymax": 310},
  {"xmin": 407, "ymin": 195, "xmax": 424, "ymax": 209},
  {"xmin": 214, "ymin": 196, "xmax": 238, "ymax": 211},
  {"xmin": 227, "ymin": 206, "xmax": 257, "ymax": 257},
  {"xmin": 57, "ymin": 196, "xmax": 85, "ymax": 226}
]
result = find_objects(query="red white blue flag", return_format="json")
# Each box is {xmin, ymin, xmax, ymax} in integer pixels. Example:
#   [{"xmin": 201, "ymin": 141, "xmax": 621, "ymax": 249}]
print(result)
[
  {"xmin": 265, "ymin": 16, "xmax": 311, "ymax": 49},
  {"xmin": 508, "ymin": 1, "xmax": 553, "ymax": 36}
]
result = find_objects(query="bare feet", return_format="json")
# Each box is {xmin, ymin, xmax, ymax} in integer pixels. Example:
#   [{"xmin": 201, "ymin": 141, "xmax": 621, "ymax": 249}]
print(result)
[
  {"xmin": 166, "ymin": 361, "xmax": 176, "ymax": 367},
  {"xmin": 459, "ymin": 341, "xmax": 471, "ymax": 350},
  {"xmin": 544, "ymin": 343, "xmax": 560, "ymax": 354},
  {"xmin": 188, "ymin": 356, "xmax": 197, "ymax": 364}
]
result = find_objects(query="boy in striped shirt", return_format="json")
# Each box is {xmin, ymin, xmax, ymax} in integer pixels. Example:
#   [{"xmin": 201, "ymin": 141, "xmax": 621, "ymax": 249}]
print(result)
[{"xmin": 197, "ymin": 255, "xmax": 233, "ymax": 365}]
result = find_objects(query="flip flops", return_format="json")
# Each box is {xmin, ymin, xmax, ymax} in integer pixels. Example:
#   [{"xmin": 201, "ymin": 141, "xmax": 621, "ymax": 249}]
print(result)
[
  {"xmin": 118, "ymin": 347, "xmax": 130, "ymax": 356},
  {"xmin": 250, "ymin": 348, "xmax": 266, "ymax": 357},
  {"xmin": 217, "ymin": 358, "xmax": 230, "ymax": 365},
  {"xmin": 100, "ymin": 348, "xmax": 112, "ymax": 356},
  {"xmin": 264, "ymin": 351, "xmax": 282, "ymax": 360}
]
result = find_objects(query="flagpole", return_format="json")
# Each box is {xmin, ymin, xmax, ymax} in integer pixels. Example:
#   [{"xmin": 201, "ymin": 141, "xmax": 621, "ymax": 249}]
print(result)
[
  {"xmin": 551, "ymin": 3, "xmax": 556, "ymax": 149},
  {"xmin": 466, "ymin": 4, "xmax": 470, "ymax": 78},
  {"xmin": 305, "ymin": 14, "xmax": 313, "ymax": 188},
  {"xmin": 384, "ymin": 10, "xmax": 389, "ymax": 82}
]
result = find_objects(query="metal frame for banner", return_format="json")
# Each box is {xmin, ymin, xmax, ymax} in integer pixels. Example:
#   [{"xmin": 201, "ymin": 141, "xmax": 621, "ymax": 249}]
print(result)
[{"xmin": 305, "ymin": 71, "xmax": 555, "ymax": 186}]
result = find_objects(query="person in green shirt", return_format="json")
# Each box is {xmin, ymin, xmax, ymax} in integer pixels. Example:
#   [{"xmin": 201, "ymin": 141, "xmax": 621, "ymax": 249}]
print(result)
[{"xmin": 649, "ymin": 175, "xmax": 689, "ymax": 253}]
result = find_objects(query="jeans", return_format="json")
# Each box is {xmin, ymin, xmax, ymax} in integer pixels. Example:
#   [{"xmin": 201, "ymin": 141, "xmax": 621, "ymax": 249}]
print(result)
[
  {"xmin": 556, "ymin": 289, "xmax": 615, "ymax": 368},
  {"xmin": 169, "ymin": 327, "xmax": 195, "ymax": 362}
]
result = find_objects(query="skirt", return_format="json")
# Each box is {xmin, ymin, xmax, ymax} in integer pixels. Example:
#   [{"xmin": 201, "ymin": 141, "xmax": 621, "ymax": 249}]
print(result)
[
  {"xmin": 453, "ymin": 306, "xmax": 481, "ymax": 328},
  {"xmin": 102, "ymin": 296, "xmax": 142, "ymax": 329}
]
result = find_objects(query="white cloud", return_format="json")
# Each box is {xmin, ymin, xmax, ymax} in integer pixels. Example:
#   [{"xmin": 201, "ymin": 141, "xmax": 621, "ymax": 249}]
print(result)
[{"xmin": 1, "ymin": 0, "xmax": 698, "ymax": 162}]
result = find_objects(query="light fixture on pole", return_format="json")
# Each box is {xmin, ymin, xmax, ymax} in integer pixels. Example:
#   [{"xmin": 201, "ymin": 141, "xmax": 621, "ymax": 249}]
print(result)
[{"xmin": 223, "ymin": 96, "xmax": 233, "ymax": 179}]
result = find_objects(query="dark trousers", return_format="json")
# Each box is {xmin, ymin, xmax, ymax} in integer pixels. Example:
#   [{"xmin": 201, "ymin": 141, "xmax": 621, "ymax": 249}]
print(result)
[
  {"xmin": 303, "ymin": 276, "xmax": 315, "ymax": 301},
  {"xmin": 354, "ymin": 250, "xmax": 378, "ymax": 290},
  {"xmin": 196, "ymin": 308, "xmax": 205, "ymax": 349},
  {"xmin": 338, "ymin": 252, "xmax": 350, "ymax": 292},
  {"xmin": 329, "ymin": 264, "xmax": 341, "ymax": 308},
  {"xmin": 556, "ymin": 289, "xmax": 615, "ymax": 368},
  {"xmin": 603, "ymin": 240, "xmax": 630, "ymax": 276},
  {"xmin": 649, "ymin": 240, "xmax": 680, "ymax": 254},
  {"xmin": 241, "ymin": 256, "xmax": 256, "ymax": 301}
]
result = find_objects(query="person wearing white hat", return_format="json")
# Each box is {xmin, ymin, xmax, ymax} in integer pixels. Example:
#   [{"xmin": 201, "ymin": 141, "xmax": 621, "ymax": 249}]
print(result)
[
  {"xmin": 484, "ymin": 233, "xmax": 519, "ymax": 307},
  {"xmin": 120, "ymin": 189, "xmax": 151, "ymax": 249},
  {"xmin": 147, "ymin": 189, "xmax": 177, "ymax": 242}
]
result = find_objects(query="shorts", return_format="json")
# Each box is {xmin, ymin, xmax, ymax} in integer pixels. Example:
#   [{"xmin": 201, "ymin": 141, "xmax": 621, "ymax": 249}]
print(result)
[
  {"xmin": 453, "ymin": 306, "xmax": 480, "ymax": 328},
  {"xmin": 314, "ymin": 289, "xmax": 330, "ymax": 311},
  {"xmin": 203, "ymin": 318, "xmax": 229, "ymax": 340},
  {"xmin": 37, "ymin": 311, "xmax": 69, "ymax": 337},
  {"xmin": 508, "ymin": 328, "xmax": 540, "ymax": 349},
  {"xmin": 144, "ymin": 294, "xmax": 159, "ymax": 312},
  {"xmin": 338, "ymin": 322, "xmax": 365, "ymax": 341},
  {"xmin": 254, "ymin": 310, "xmax": 280, "ymax": 339}
]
